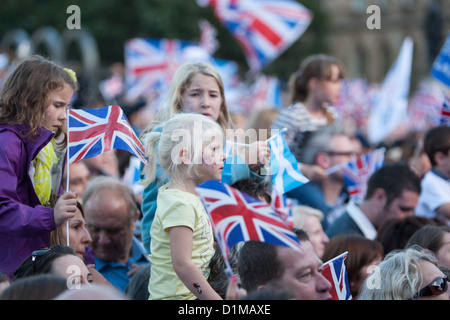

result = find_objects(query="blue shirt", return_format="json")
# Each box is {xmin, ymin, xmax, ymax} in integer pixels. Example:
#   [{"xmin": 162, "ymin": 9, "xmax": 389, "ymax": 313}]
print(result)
[{"xmin": 95, "ymin": 236, "xmax": 150, "ymax": 292}]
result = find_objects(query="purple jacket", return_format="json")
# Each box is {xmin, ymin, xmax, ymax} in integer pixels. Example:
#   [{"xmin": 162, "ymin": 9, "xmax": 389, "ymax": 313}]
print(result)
[{"xmin": 0, "ymin": 123, "xmax": 63, "ymax": 279}]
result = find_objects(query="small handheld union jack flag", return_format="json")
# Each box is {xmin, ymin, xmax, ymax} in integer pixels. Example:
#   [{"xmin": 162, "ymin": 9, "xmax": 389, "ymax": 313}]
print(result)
[
  {"xmin": 441, "ymin": 95, "xmax": 450, "ymax": 126},
  {"xmin": 340, "ymin": 148, "xmax": 385, "ymax": 202},
  {"xmin": 67, "ymin": 105, "xmax": 149, "ymax": 165},
  {"xmin": 195, "ymin": 180, "xmax": 301, "ymax": 259},
  {"xmin": 322, "ymin": 251, "xmax": 352, "ymax": 300}
]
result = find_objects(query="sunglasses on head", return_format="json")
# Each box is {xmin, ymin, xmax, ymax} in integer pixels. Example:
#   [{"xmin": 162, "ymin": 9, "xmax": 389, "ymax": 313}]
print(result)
[
  {"xmin": 31, "ymin": 248, "xmax": 50, "ymax": 275},
  {"xmin": 411, "ymin": 276, "xmax": 449, "ymax": 299}
]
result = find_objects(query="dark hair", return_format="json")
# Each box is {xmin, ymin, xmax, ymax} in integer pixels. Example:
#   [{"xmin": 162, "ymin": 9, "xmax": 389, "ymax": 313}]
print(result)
[
  {"xmin": 364, "ymin": 162, "xmax": 421, "ymax": 206},
  {"xmin": 13, "ymin": 245, "xmax": 76, "ymax": 279},
  {"xmin": 376, "ymin": 216, "xmax": 445, "ymax": 256},
  {"xmin": 290, "ymin": 54, "xmax": 345, "ymax": 104},
  {"xmin": 406, "ymin": 225, "xmax": 450, "ymax": 255},
  {"xmin": 0, "ymin": 274, "xmax": 68, "ymax": 300},
  {"xmin": 423, "ymin": 125, "xmax": 450, "ymax": 166},
  {"xmin": 231, "ymin": 177, "xmax": 271, "ymax": 203},
  {"xmin": 322, "ymin": 234, "xmax": 383, "ymax": 297},
  {"xmin": 237, "ymin": 241, "xmax": 284, "ymax": 293}
]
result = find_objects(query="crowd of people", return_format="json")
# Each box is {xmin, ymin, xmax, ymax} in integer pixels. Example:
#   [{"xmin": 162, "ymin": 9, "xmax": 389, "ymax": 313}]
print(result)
[{"xmin": 0, "ymin": 52, "xmax": 449, "ymax": 301}]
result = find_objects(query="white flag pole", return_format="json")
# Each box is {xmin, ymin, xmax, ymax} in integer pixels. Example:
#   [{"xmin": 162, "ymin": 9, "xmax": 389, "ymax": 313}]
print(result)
[{"xmin": 65, "ymin": 108, "xmax": 70, "ymax": 246}]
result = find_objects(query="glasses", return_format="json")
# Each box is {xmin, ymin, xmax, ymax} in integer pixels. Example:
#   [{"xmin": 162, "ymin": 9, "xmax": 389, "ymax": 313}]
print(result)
[
  {"xmin": 31, "ymin": 248, "xmax": 50, "ymax": 275},
  {"xmin": 412, "ymin": 276, "xmax": 449, "ymax": 299},
  {"xmin": 326, "ymin": 151, "xmax": 357, "ymax": 157}
]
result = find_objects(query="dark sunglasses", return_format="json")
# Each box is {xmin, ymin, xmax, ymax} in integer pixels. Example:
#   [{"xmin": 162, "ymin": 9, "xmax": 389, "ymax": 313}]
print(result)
[
  {"xmin": 31, "ymin": 248, "xmax": 50, "ymax": 275},
  {"xmin": 412, "ymin": 276, "xmax": 449, "ymax": 299}
]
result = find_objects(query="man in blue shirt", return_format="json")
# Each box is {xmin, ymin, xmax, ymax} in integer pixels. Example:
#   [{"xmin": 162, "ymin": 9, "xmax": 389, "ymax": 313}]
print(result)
[{"xmin": 83, "ymin": 176, "xmax": 150, "ymax": 292}]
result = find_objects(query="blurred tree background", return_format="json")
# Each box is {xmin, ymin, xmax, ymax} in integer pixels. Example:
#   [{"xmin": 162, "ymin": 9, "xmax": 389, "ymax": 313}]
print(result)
[{"xmin": 0, "ymin": 0, "xmax": 329, "ymax": 80}]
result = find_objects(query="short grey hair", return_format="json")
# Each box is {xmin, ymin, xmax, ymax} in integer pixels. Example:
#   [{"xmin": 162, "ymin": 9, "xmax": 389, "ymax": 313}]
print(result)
[
  {"xmin": 300, "ymin": 125, "xmax": 348, "ymax": 164},
  {"xmin": 82, "ymin": 175, "xmax": 138, "ymax": 222}
]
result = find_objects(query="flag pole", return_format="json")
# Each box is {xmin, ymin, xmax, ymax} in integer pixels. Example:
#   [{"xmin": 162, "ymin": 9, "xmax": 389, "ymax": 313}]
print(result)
[
  {"xmin": 66, "ymin": 108, "xmax": 70, "ymax": 247},
  {"xmin": 232, "ymin": 127, "xmax": 287, "ymax": 146}
]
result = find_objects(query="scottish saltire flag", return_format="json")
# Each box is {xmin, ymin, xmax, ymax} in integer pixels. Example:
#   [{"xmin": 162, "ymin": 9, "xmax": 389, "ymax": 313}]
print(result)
[
  {"xmin": 431, "ymin": 32, "xmax": 450, "ymax": 87},
  {"xmin": 441, "ymin": 95, "xmax": 450, "ymax": 126},
  {"xmin": 368, "ymin": 37, "xmax": 413, "ymax": 144},
  {"xmin": 340, "ymin": 148, "xmax": 385, "ymax": 202},
  {"xmin": 197, "ymin": 0, "xmax": 312, "ymax": 72},
  {"xmin": 196, "ymin": 180, "xmax": 302, "ymax": 258},
  {"xmin": 322, "ymin": 251, "xmax": 352, "ymax": 300},
  {"xmin": 268, "ymin": 129, "xmax": 309, "ymax": 194},
  {"xmin": 68, "ymin": 105, "xmax": 149, "ymax": 165},
  {"xmin": 125, "ymin": 38, "xmax": 210, "ymax": 100}
]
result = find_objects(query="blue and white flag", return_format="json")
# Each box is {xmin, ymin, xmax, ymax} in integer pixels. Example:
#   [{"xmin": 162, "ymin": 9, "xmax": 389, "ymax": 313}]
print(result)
[
  {"xmin": 431, "ymin": 32, "xmax": 450, "ymax": 87},
  {"xmin": 268, "ymin": 129, "xmax": 309, "ymax": 194},
  {"xmin": 368, "ymin": 37, "xmax": 413, "ymax": 144}
]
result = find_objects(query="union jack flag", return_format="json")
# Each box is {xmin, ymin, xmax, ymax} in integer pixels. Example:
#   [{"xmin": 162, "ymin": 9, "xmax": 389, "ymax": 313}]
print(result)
[
  {"xmin": 195, "ymin": 180, "xmax": 301, "ymax": 258},
  {"xmin": 125, "ymin": 38, "xmax": 210, "ymax": 101},
  {"xmin": 270, "ymin": 187, "xmax": 293, "ymax": 228},
  {"xmin": 322, "ymin": 251, "xmax": 352, "ymax": 300},
  {"xmin": 340, "ymin": 148, "xmax": 385, "ymax": 202},
  {"xmin": 441, "ymin": 95, "xmax": 450, "ymax": 126},
  {"xmin": 68, "ymin": 105, "xmax": 149, "ymax": 165},
  {"xmin": 198, "ymin": 0, "xmax": 313, "ymax": 72}
]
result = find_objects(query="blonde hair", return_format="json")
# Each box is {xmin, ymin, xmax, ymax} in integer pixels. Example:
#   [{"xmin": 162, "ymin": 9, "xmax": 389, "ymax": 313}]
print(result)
[
  {"xmin": 141, "ymin": 61, "xmax": 233, "ymax": 137},
  {"xmin": 141, "ymin": 113, "xmax": 224, "ymax": 186},
  {"xmin": 291, "ymin": 205, "xmax": 324, "ymax": 229},
  {"xmin": 358, "ymin": 246, "xmax": 439, "ymax": 300}
]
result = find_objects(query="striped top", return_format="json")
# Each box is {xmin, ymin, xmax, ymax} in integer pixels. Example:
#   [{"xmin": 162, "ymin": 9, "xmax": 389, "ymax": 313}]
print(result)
[{"xmin": 271, "ymin": 102, "xmax": 337, "ymax": 161}]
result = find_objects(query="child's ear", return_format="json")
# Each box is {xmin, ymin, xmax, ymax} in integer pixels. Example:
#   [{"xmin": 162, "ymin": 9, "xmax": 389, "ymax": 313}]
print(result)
[{"xmin": 179, "ymin": 147, "xmax": 191, "ymax": 165}]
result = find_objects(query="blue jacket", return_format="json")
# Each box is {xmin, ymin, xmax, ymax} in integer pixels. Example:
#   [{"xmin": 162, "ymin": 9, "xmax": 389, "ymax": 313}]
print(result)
[{"xmin": 0, "ymin": 123, "xmax": 64, "ymax": 278}]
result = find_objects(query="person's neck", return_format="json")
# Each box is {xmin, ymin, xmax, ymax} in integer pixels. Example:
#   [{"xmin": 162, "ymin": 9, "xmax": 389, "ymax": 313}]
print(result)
[
  {"xmin": 167, "ymin": 179, "xmax": 199, "ymax": 195},
  {"xmin": 320, "ymin": 177, "xmax": 344, "ymax": 204},
  {"xmin": 303, "ymin": 97, "xmax": 325, "ymax": 118},
  {"xmin": 357, "ymin": 201, "xmax": 377, "ymax": 226}
]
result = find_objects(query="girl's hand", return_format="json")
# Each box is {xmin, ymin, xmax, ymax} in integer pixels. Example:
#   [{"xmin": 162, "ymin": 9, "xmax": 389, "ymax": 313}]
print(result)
[
  {"xmin": 225, "ymin": 274, "xmax": 247, "ymax": 300},
  {"xmin": 53, "ymin": 191, "xmax": 77, "ymax": 227},
  {"xmin": 246, "ymin": 141, "xmax": 271, "ymax": 173}
]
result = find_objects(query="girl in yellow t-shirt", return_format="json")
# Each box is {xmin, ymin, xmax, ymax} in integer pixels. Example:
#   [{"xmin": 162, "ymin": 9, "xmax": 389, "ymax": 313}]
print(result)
[{"xmin": 143, "ymin": 113, "xmax": 225, "ymax": 300}]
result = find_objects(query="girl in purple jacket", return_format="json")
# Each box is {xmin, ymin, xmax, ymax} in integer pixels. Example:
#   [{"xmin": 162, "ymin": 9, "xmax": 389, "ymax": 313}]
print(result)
[{"xmin": 0, "ymin": 55, "xmax": 78, "ymax": 278}]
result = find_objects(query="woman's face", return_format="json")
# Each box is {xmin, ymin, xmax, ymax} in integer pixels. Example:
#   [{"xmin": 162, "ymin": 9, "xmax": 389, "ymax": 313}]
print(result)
[
  {"xmin": 42, "ymin": 83, "xmax": 74, "ymax": 132},
  {"xmin": 182, "ymin": 73, "xmax": 222, "ymax": 122},
  {"xmin": 62, "ymin": 206, "xmax": 92, "ymax": 259}
]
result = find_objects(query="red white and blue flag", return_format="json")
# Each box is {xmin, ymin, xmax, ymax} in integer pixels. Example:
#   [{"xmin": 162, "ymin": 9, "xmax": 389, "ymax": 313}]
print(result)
[
  {"xmin": 270, "ymin": 187, "xmax": 293, "ymax": 228},
  {"xmin": 340, "ymin": 148, "xmax": 385, "ymax": 202},
  {"xmin": 195, "ymin": 180, "xmax": 302, "ymax": 258},
  {"xmin": 67, "ymin": 105, "xmax": 149, "ymax": 165},
  {"xmin": 125, "ymin": 38, "xmax": 210, "ymax": 101},
  {"xmin": 441, "ymin": 95, "xmax": 450, "ymax": 126},
  {"xmin": 198, "ymin": 0, "xmax": 313, "ymax": 72},
  {"xmin": 322, "ymin": 251, "xmax": 352, "ymax": 300}
]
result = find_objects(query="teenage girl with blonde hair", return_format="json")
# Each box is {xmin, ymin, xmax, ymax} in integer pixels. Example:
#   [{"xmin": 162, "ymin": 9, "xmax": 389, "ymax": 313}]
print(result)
[{"xmin": 140, "ymin": 61, "xmax": 270, "ymax": 254}]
